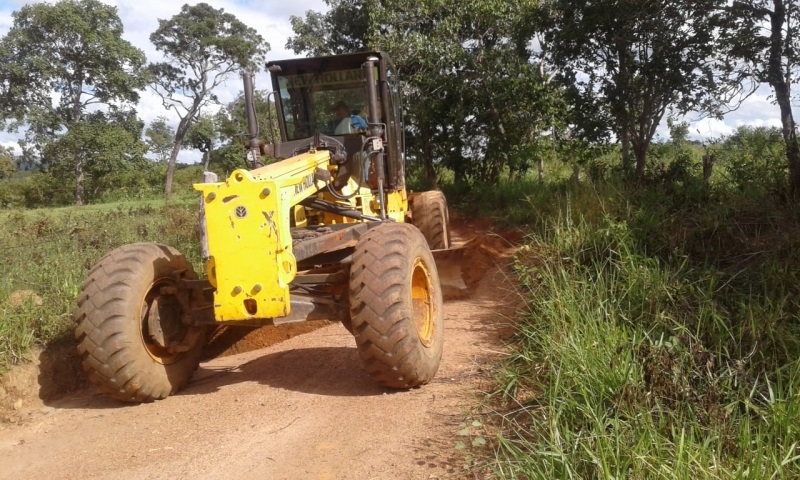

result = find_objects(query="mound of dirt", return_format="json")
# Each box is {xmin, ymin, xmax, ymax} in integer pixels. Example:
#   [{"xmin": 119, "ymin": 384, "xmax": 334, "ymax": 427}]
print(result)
[
  {"xmin": 8, "ymin": 290, "xmax": 43, "ymax": 308},
  {"xmin": 0, "ymin": 340, "xmax": 87, "ymax": 424},
  {"xmin": 437, "ymin": 216, "xmax": 519, "ymax": 299}
]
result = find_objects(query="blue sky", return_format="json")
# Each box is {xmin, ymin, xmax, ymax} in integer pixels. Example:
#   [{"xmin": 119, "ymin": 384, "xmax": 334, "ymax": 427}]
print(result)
[{"xmin": 0, "ymin": 1, "xmax": 797, "ymax": 162}]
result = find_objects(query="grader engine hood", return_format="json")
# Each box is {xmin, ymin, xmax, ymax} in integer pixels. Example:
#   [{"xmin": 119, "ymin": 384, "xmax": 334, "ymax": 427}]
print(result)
[{"xmin": 194, "ymin": 151, "xmax": 331, "ymax": 322}]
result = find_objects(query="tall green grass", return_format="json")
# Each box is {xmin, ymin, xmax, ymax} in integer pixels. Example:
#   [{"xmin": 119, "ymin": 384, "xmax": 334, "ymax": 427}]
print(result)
[
  {"xmin": 0, "ymin": 199, "xmax": 201, "ymax": 371},
  {"xmin": 489, "ymin": 183, "xmax": 800, "ymax": 479}
]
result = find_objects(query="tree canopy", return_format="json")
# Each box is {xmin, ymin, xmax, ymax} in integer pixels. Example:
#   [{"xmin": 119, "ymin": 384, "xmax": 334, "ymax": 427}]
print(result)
[
  {"xmin": 145, "ymin": 117, "xmax": 175, "ymax": 164},
  {"xmin": 0, "ymin": 146, "xmax": 15, "ymax": 180},
  {"xmin": 0, "ymin": 0, "xmax": 146, "ymax": 204},
  {"xmin": 288, "ymin": 0, "xmax": 557, "ymax": 184},
  {"xmin": 148, "ymin": 2, "xmax": 269, "ymax": 198},
  {"xmin": 0, "ymin": 1, "xmax": 798, "ymax": 205},
  {"xmin": 537, "ymin": 0, "xmax": 734, "ymax": 179}
]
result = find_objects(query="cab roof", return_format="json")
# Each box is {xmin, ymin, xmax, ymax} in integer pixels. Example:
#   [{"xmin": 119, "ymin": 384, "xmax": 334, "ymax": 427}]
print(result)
[{"xmin": 265, "ymin": 51, "xmax": 393, "ymax": 76}]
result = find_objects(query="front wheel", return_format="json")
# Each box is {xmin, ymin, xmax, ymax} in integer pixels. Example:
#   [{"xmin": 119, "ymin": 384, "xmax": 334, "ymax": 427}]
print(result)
[
  {"xmin": 411, "ymin": 190, "xmax": 451, "ymax": 249},
  {"xmin": 75, "ymin": 243, "xmax": 206, "ymax": 403},
  {"xmin": 349, "ymin": 223, "xmax": 444, "ymax": 388}
]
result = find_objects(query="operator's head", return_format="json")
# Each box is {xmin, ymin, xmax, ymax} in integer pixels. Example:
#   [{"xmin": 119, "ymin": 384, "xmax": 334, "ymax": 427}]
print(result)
[{"xmin": 333, "ymin": 101, "xmax": 349, "ymax": 120}]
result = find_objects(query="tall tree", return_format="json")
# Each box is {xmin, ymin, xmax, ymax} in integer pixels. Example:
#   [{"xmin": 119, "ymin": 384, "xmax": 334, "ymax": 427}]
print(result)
[
  {"xmin": 145, "ymin": 116, "xmax": 175, "ymax": 164},
  {"xmin": 149, "ymin": 3, "xmax": 269, "ymax": 199},
  {"xmin": 289, "ymin": 0, "xmax": 554, "ymax": 185},
  {"xmin": 538, "ymin": 0, "xmax": 729, "ymax": 179},
  {"xmin": 724, "ymin": 0, "xmax": 800, "ymax": 198},
  {"xmin": 0, "ymin": 0, "xmax": 146, "ymax": 205}
]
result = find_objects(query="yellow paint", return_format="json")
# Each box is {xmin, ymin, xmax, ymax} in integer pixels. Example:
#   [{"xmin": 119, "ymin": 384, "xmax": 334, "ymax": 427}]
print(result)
[
  {"xmin": 193, "ymin": 151, "xmax": 330, "ymax": 322},
  {"xmin": 193, "ymin": 149, "xmax": 409, "ymax": 323}
]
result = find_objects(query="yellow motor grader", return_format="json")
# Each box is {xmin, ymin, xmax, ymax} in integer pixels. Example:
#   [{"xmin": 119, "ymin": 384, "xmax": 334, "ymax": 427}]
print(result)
[{"xmin": 75, "ymin": 52, "xmax": 456, "ymax": 402}]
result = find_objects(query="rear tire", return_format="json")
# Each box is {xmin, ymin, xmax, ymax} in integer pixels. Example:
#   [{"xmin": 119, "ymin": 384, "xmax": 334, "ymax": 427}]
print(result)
[
  {"xmin": 75, "ymin": 243, "xmax": 206, "ymax": 403},
  {"xmin": 411, "ymin": 191, "xmax": 451, "ymax": 249},
  {"xmin": 349, "ymin": 223, "xmax": 444, "ymax": 388}
]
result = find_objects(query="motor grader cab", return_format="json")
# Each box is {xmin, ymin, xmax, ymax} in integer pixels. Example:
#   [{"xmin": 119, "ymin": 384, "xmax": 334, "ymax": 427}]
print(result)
[{"xmin": 74, "ymin": 52, "xmax": 456, "ymax": 403}]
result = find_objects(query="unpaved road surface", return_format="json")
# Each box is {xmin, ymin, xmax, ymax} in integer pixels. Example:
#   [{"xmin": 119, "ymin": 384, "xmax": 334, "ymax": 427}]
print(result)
[{"xmin": 0, "ymin": 227, "xmax": 518, "ymax": 480}]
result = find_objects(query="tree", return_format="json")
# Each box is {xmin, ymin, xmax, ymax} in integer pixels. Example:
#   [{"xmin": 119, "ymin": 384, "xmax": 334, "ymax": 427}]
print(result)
[
  {"xmin": 185, "ymin": 114, "xmax": 218, "ymax": 170},
  {"xmin": 43, "ymin": 110, "xmax": 147, "ymax": 203},
  {"xmin": 287, "ymin": 0, "xmax": 370, "ymax": 56},
  {"xmin": 538, "ymin": 0, "xmax": 730, "ymax": 180},
  {"xmin": 0, "ymin": 146, "xmax": 16, "ymax": 179},
  {"xmin": 0, "ymin": 0, "xmax": 146, "ymax": 205},
  {"xmin": 148, "ymin": 3, "xmax": 269, "ymax": 199},
  {"xmin": 185, "ymin": 90, "xmax": 283, "ymax": 174},
  {"xmin": 289, "ymin": 0, "xmax": 555, "ymax": 185},
  {"xmin": 145, "ymin": 116, "xmax": 175, "ymax": 164},
  {"xmin": 723, "ymin": 1, "xmax": 800, "ymax": 198}
]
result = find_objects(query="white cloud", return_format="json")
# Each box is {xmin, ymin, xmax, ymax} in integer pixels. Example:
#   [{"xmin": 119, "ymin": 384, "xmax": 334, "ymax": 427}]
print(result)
[
  {"xmin": 690, "ymin": 118, "xmax": 735, "ymax": 141},
  {"xmin": 654, "ymin": 82, "xmax": 798, "ymax": 142},
  {"xmin": 1, "ymin": 138, "xmax": 21, "ymax": 154}
]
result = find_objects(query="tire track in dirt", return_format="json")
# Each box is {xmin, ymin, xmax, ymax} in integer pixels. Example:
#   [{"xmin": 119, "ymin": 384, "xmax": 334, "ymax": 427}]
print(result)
[{"xmin": 0, "ymin": 224, "xmax": 519, "ymax": 480}]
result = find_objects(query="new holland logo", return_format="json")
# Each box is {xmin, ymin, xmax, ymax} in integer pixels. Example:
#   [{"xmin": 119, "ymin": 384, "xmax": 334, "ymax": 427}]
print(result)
[
  {"xmin": 294, "ymin": 173, "xmax": 315, "ymax": 195},
  {"xmin": 235, "ymin": 206, "xmax": 248, "ymax": 219}
]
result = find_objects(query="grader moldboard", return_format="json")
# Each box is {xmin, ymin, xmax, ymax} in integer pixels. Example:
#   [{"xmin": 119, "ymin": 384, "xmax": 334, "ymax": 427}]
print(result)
[{"xmin": 75, "ymin": 52, "xmax": 463, "ymax": 403}]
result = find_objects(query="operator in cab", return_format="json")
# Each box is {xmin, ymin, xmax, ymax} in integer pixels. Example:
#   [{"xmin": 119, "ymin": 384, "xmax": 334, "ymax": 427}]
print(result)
[{"xmin": 333, "ymin": 101, "xmax": 368, "ymax": 135}]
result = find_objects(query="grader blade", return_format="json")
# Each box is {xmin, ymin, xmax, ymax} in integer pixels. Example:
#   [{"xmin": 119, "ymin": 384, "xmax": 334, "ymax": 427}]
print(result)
[{"xmin": 432, "ymin": 247, "xmax": 468, "ymax": 299}]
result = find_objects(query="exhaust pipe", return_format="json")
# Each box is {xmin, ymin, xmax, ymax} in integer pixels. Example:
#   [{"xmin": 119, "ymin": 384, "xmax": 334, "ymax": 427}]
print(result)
[{"xmin": 242, "ymin": 71, "xmax": 261, "ymax": 168}]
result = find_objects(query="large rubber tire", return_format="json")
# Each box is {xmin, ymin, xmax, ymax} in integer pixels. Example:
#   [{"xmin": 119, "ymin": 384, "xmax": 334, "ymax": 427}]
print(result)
[
  {"xmin": 349, "ymin": 223, "xmax": 444, "ymax": 388},
  {"xmin": 75, "ymin": 243, "xmax": 206, "ymax": 403},
  {"xmin": 411, "ymin": 191, "xmax": 451, "ymax": 249}
]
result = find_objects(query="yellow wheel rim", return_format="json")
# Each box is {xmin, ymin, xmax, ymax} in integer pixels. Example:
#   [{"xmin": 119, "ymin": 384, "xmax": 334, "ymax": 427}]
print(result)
[{"xmin": 411, "ymin": 258, "xmax": 435, "ymax": 348}]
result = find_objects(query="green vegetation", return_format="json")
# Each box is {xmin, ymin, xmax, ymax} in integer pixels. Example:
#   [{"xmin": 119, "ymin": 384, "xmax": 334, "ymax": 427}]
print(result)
[
  {"xmin": 0, "ymin": 0, "xmax": 798, "ymax": 475},
  {"xmin": 0, "ymin": 164, "xmax": 207, "ymax": 209},
  {"xmin": 0, "ymin": 1, "xmax": 271, "ymax": 208},
  {"xmin": 462, "ymin": 131, "xmax": 800, "ymax": 478},
  {"xmin": 0, "ymin": 198, "xmax": 200, "ymax": 372},
  {"xmin": 0, "ymin": 0, "xmax": 146, "ymax": 206},
  {"xmin": 288, "ymin": 0, "xmax": 799, "ymax": 197}
]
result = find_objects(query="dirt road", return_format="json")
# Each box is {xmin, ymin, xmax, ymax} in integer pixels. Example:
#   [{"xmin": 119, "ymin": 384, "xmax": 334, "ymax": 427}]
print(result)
[{"xmin": 0, "ymin": 227, "xmax": 518, "ymax": 480}]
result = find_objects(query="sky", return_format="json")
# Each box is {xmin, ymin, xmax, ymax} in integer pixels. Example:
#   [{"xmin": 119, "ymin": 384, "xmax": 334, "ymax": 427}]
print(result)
[{"xmin": 0, "ymin": 0, "xmax": 797, "ymax": 163}]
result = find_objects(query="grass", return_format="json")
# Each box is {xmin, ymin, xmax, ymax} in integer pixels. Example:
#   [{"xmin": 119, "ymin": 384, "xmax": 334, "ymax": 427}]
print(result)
[
  {"xmin": 0, "ymin": 197, "xmax": 202, "ymax": 372},
  {"xmin": 471, "ymin": 170, "xmax": 800, "ymax": 478},
  {"xmin": 3, "ymin": 146, "xmax": 799, "ymax": 477}
]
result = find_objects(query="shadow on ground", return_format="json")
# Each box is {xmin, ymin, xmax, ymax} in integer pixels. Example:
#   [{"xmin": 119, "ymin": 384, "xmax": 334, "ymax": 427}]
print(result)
[{"xmin": 185, "ymin": 346, "xmax": 387, "ymax": 398}]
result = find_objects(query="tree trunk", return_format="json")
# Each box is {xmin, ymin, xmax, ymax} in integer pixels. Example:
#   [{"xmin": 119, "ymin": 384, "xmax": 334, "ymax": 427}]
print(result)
[
  {"xmin": 203, "ymin": 149, "xmax": 211, "ymax": 171},
  {"xmin": 72, "ymin": 81, "xmax": 84, "ymax": 206},
  {"xmin": 538, "ymin": 158, "xmax": 545, "ymax": 184},
  {"xmin": 615, "ymin": 41, "xmax": 633, "ymax": 176},
  {"xmin": 768, "ymin": 0, "xmax": 800, "ymax": 199},
  {"xmin": 621, "ymin": 127, "xmax": 632, "ymax": 174},
  {"xmin": 421, "ymin": 134, "xmax": 439, "ymax": 190},
  {"xmin": 164, "ymin": 141, "xmax": 181, "ymax": 200},
  {"xmin": 165, "ymin": 117, "xmax": 191, "ymax": 200},
  {"xmin": 702, "ymin": 154, "xmax": 715, "ymax": 184},
  {"xmin": 634, "ymin": 141, "xmax": 648, "ymax": 181},
  {"xmin": 75, "ymin": 152, "xmax": 85, "ymax": 206}
]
